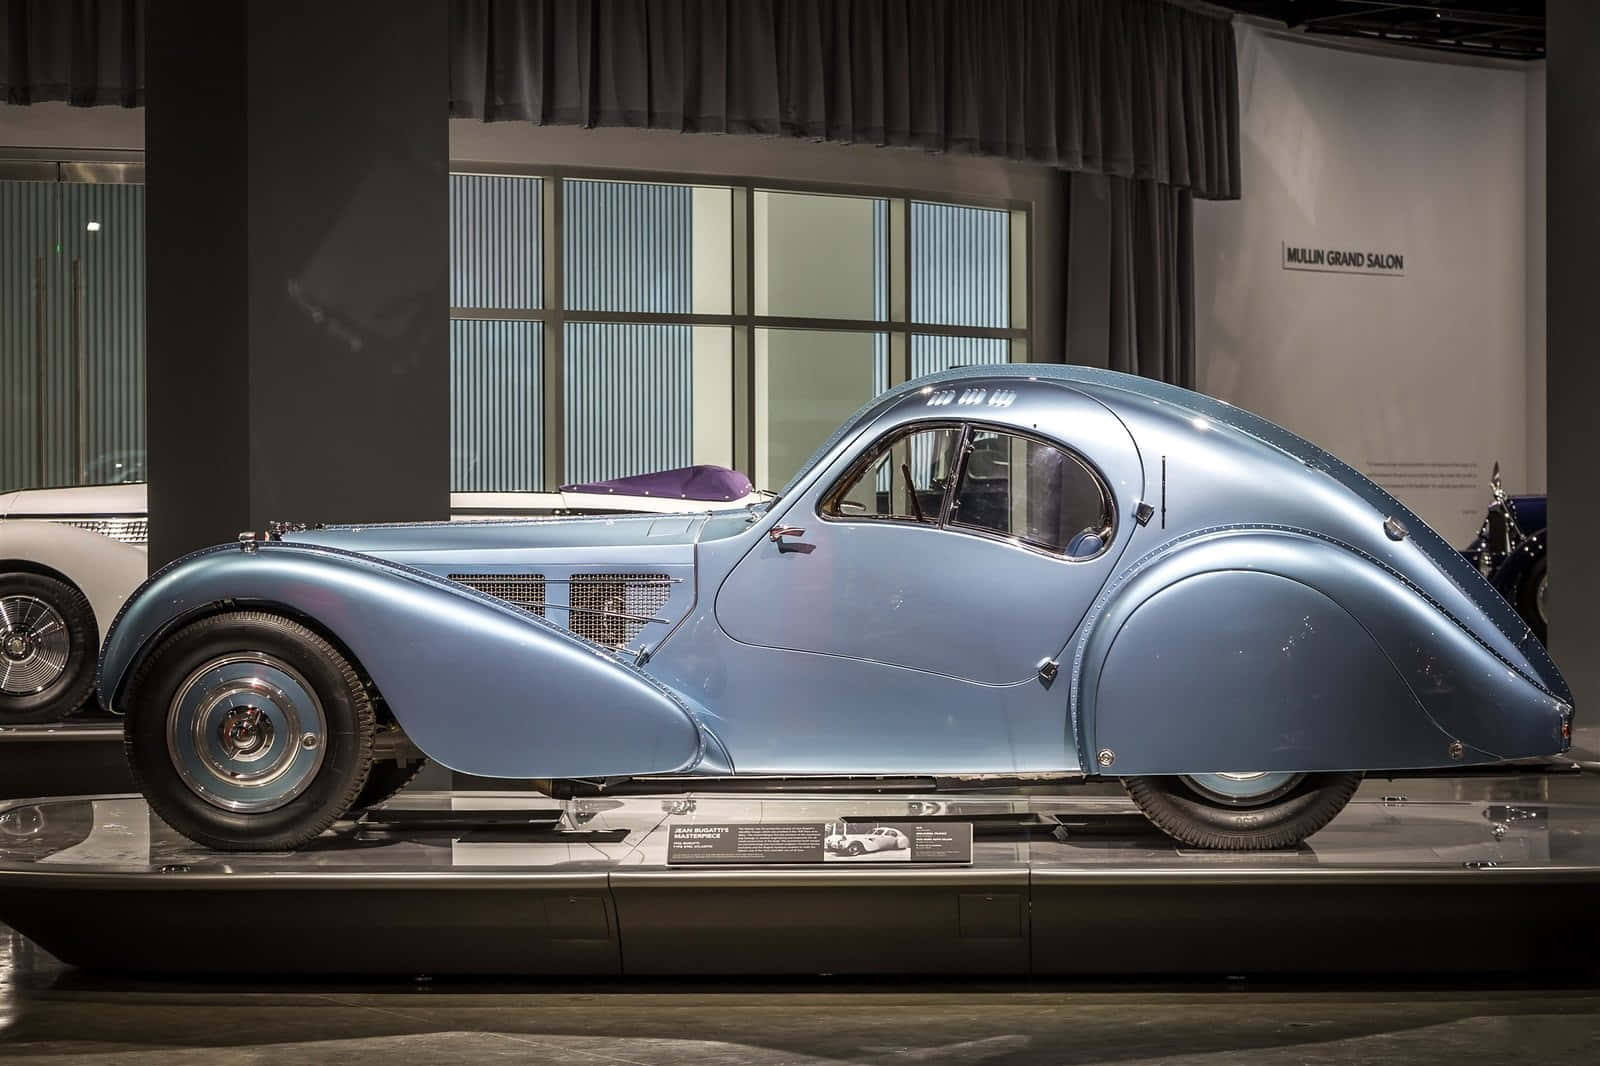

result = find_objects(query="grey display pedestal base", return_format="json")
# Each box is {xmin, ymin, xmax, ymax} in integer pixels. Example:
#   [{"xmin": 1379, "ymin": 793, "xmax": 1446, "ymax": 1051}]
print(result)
[{"xmin": 0, "ymin": 787, "xmax": 1596, "ymax": 977}]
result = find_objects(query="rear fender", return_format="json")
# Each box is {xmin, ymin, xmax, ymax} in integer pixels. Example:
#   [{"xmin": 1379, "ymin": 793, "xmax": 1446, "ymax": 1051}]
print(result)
[
  {"xmin": 1074, "ymin": 529, "xmax": 1569, "ymax": 775},
  {"xmin": 98, "ymin": 543, "xmax": 709, "ymax": 779}
]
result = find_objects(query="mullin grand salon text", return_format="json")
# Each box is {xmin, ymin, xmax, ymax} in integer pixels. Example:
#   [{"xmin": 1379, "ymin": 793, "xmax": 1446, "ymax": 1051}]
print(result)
[{"xmin": 1283, "ymin": 243, "xmax": 1405, "ymax": 276}]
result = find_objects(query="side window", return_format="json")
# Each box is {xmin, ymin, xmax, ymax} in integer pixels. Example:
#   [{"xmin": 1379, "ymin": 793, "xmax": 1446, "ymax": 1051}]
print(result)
[
  {"xmin": 949, "ymin": 430, "xmax": 1112, "ymax": 558},
  {"xmin": 823, "ymin": 425, "xmax": 962, "ymax": 523}
]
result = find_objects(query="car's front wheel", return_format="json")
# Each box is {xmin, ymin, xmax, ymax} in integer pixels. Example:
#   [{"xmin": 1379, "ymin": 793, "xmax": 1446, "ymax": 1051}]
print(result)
[
  {"xmin": 123, "ymin": 611, "xmax": 375, "ymax": 851},
  {"xmin": 0, "ymin": 572, "xmax": 98, "ymax": 724},
  {"xmin": 1123, "ymin": 771, "xmax": 1362, "ymax": 850}
]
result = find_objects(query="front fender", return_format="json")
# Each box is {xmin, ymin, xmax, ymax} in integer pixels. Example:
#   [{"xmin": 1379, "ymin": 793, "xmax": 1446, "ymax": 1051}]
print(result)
[
  {"xmin": 0, "ymin": 520, "xmax": 148, "ymax": 640},
  {"xmin": 98, "ymin": 543, "xmax": 709, "ymax": 779},
  {"xmin": 1074, "ymin": 529, "xmax": 1569, "ymax": 776}
]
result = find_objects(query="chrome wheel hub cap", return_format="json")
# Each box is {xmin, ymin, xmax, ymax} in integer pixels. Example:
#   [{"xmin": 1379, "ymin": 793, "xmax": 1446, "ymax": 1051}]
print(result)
[
  {"xmin": 166, "ymin": 654, "xmax": 327, "ymax": 813},
  {"xmin": 0, "ymin": 595, "xmax": 70, "ymax": 696},
  {"xmin": 1179, "ymin": 771, "xmax": 1304, "ymax": 806}
]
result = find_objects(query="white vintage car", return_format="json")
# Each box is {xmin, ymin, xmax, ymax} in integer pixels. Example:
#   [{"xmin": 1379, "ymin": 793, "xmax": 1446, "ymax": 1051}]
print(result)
[
  {"xmin": 0, "ymin": 467, "xmax": 762, "ymax": 724},
  {"xmin": 825, "ymin": 827, "xmax": 910, "ymax": 857}
]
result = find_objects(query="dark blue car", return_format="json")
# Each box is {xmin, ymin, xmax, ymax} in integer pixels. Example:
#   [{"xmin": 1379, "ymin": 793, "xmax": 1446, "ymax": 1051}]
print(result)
[{"xmin": 1461, "ymin": 464, "xmax": 1547, "ymax": 644}]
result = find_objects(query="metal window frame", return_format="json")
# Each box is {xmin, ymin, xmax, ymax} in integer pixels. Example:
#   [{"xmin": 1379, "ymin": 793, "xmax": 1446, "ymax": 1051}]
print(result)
[{"xmin": 449, "ymin": 163, "xmax": 1034, "ymax": 488}]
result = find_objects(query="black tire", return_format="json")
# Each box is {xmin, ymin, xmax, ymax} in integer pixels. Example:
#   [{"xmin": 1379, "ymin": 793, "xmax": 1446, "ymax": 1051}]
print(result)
[
  {"xmin": 846, "ymin": 840, "xmax": 865, "ymax": 856},
  {"xmin": 1517, "ymin": 554, "xmax": 1548, "ymax": 646},
  {"xmin": 350, "ymin": 758, "xmax": 428, "ymax": 811},
  {"xmin": 1123, "ymin": 772, "xmax": 1363, "ymax": 850},
  {"xmin": 123, "ymin": 611, "xmax": 375, "ymax": 851},
  {"xmin": 0, "ymin": 571, "xmax": 98, "ymax": 724}
]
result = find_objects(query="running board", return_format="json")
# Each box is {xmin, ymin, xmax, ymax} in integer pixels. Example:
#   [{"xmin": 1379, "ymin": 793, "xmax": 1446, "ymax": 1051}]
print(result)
[{"xmin": 551, "ymin": 772, "xmax": 1087, "ymax": 797}]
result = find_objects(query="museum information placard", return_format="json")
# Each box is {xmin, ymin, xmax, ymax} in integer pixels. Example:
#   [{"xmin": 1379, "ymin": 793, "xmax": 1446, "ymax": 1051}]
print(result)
[{"xmin": 667, "ymin": 821, "xmax": 974, "ymax": 865}]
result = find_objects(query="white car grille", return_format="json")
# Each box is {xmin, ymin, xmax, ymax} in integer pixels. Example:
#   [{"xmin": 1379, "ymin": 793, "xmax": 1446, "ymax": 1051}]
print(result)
[{"xmin": 50, "ymin": 517, "xmax": 149, "ymax": 545}]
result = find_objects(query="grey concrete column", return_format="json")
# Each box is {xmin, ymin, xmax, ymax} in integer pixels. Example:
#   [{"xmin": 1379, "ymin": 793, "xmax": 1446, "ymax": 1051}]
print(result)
[
  {"xmin": 1546, "ymin": 1, "xmax": 1600, "ymax": 726},
  {"xmin": 145, "ymin": 0, "xmax": 449, "ymax": 568}
]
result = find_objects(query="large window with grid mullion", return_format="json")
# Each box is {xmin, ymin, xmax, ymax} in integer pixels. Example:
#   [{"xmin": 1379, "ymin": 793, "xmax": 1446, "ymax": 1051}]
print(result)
[{"xmin": 448, "ymin": 172, "xmax": 1024, "ymax": 496}]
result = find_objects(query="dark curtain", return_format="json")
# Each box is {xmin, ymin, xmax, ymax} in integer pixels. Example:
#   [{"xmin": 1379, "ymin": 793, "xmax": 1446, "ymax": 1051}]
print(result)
[
  {"xmin": 450, "ymin": 0, "xmax": 1241, "ymax": 199},
  {"xmin": 1065, "ymin": 172, "xmax": 1194, "ymax": 388},
  {"xmin": 1107, "ymin": 176, "xmax": 1193, "ymax": 386},
  {"xmin": 2, "ymin": 0, "xmax": 143, "ymax": 106}
]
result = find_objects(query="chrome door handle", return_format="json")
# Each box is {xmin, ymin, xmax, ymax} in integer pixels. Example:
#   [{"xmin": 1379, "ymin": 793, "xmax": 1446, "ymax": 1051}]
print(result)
[{"xmin": 769, "ymin": 526, "xmax": 811, "ymax": 553}]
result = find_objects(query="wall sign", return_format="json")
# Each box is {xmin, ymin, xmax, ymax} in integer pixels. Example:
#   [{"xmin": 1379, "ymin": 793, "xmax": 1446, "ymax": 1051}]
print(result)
[{"xmin": 1282, "ymin": 242, "xmax": 1405, "ymax": 277}]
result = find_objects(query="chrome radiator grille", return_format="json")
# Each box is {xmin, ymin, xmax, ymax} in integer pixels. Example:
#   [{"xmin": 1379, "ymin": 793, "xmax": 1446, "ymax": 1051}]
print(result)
[
  {"xmin": 49, "ymin": 517, "xmax": 149, "ymax": 545},
  {"xmin": 448, "ymin": 574, "xmax": 547, "ymax": 617},
  {"xmin": 568, "ymin": 573, "xmax": 671, "ymax": 648}
]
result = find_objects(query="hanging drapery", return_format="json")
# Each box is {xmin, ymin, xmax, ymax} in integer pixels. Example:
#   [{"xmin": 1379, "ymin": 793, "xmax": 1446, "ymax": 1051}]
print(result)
[
  {"xmin": 450, "ymin": 0, "xmax": 1241, "ymax": 200},
  {"xmin": 1, "ymin": 0, "xmax": 144, "ymax": 107},
  {"xmin": 1106, "ymin": 175, "xmax": 1194, "ymax": 386},
  {"xmin": 1064, "ymin": 172, "xmax": 1195, "ymax": 388}
]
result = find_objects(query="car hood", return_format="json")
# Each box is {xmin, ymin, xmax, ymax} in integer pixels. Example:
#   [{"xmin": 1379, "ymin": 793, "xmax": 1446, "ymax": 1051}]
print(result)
[{"xmin": 1, "ymin": 483, "xmax": 148, "ymax": 518}]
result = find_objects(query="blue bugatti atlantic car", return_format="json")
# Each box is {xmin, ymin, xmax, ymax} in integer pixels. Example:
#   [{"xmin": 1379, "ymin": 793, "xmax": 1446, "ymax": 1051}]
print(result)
[{"xmin": 99, "ymin": 366, "xmax": 1573, "ymax": 851}]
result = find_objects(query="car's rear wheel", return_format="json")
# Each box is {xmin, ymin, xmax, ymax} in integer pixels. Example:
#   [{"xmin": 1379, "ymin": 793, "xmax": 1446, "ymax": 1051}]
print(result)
[
  {"xmin": 124, "ymin": 611, "xmax": 375, "ymax": 851},
  {"xmin": 0, "ymin": 572, "xmax": 98, "ymax": 724},
  {"xmin": 1123, "ymin": 771, "xmax": 1362, "ymax": 850}
]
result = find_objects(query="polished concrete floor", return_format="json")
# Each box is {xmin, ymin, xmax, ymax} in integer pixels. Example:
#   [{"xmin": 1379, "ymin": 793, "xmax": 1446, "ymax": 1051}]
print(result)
[{"xmin": 0, "ymin": 926, "xmax": 1596, "ymax": 1065}]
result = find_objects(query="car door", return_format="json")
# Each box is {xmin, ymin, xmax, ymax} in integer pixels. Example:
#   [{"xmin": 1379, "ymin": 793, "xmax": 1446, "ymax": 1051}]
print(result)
[{"xmin": 714, "ymin": 402, "xmax": 1140, "ymax": 775}]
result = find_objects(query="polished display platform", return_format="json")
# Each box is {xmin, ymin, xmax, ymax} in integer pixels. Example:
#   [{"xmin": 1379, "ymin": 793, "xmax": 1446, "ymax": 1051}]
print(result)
[{"xmin": 0, "ymin": 780, "xmax": 1597, "ymax": 977}]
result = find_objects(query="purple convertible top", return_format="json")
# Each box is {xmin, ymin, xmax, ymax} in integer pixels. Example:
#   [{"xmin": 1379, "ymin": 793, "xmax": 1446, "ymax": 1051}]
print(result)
[{"xmin": 560, "ymin": 464, "xmax": 754, "ymax": 501}]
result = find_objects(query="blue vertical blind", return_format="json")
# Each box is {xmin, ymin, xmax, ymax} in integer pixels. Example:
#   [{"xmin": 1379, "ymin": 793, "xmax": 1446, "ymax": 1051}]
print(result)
[
  {"xmin": 450, "ymin": 320, "xmax": 542, "ymax": 492},
  {"xmin": 908, "ymin": 201, "xmax": 1012, "ymax": 382},
  {"xmin": 562, "ymin": 179, "xmax": 694, "ymax": 483},
  {"xmin": 65, "ymin": 184, "xmax": 146, "ymax": 483},
  {"xmin": 911, "ymin": 335, "xmax": 1011, "ymax": 379},
  {"xmin": 0, "ymin": 180, "xmax": 54, "ymax": 491},
  {"xmin": 911, "ymin": 201, "xmax": 1010, "ymax": 329},
  {"xmin": 0, "ymin": 179, "xmax": 145, "ymax": 492},
  {"xmin": 450, "ymin": 174, "xmax": 541, "ymax": 308},
  {"xmin": 563, "ymin": 323, "xmax": 693, "ymax": 485},
  {"xmin": 450, "ymin": 174, "xmax": 543, "ymax": 490}
]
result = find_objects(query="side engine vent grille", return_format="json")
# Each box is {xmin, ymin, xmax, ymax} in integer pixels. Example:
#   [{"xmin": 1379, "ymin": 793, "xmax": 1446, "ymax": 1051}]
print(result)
[
  {"xmin": 448, "ymin": 573, "xmax": 547, "ymax": 617},
  {"xmin": 569, "ymin": 573, "xmax": 671, "ymax": 648}
]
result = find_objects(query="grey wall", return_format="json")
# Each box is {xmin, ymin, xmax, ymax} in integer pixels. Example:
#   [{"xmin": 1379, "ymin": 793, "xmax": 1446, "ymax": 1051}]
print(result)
[
  {"xmin": 1193, "ymin": 23, "xmax": 1540, "ymax": 545},
  {"xmin": 1526, "ymin": 62, "xmax": 1547, "ymax": 494},
  {"xmin": 0, "ymin": 101, "xmax": 142, "ymax": 151}
]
